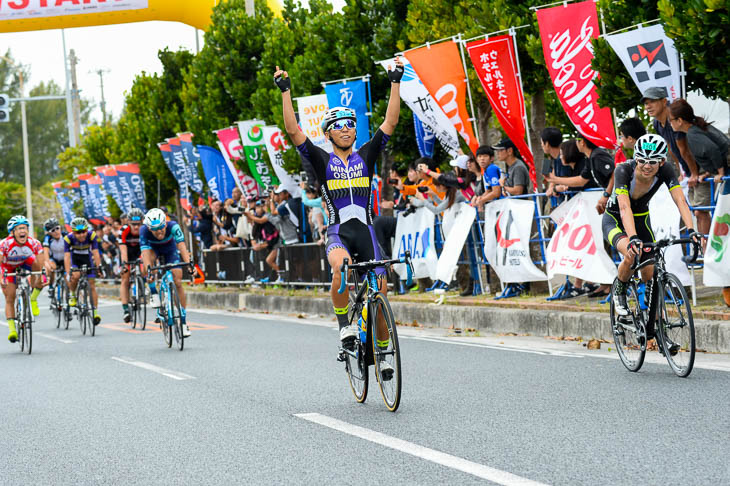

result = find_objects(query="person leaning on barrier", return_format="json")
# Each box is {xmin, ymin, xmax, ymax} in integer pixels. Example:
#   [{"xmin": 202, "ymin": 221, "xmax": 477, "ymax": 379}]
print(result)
[
  {"xmin": 471, "ymin": 145, "xmax": 502, "ymax": 208},
  {"xmin": 249, "ymin": 199, "xmax": 282, "ymax": 283},
  {"xmin": 550, "ymin": 139, "xmax": 594, "ymax": 195},
  {"xmin": 541, "ymin": 127, "xmax": 564, "ymax": 199},
  {"xmin": 494, "ymin": 138, "xmax": 531, "ymax": 196},
  {"xmin": 233, "ymin": 195, "xmax": 258, "ymax": 248}
]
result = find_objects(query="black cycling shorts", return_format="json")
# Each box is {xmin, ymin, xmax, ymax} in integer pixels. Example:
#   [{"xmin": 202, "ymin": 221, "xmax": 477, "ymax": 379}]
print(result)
[
  {"xmin": 326, "ymin": 219, "xmax": 385, "ymax": 276},
  {"xmin": 602, "ymin": 211, "xmax": 656, "ymax": 261}
]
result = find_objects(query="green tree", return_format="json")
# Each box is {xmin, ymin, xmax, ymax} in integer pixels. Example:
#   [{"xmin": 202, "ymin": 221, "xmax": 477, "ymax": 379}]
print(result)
[{"xmin": 0, "ymin": 181, "xmax": 25, "ymax": 228}]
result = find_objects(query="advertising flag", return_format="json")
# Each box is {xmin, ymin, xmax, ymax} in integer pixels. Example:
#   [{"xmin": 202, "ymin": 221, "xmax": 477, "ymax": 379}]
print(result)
[
  {"xmin": 324, "ymin": 78, "xmax": 370, "ymax": 149},
  {"xmin": 703, "ymin": 193, "xmax": 730, "ymax": 287},
  {"xmin": 177, "ymin": 132, "xmax": 204, "ymax": 192},
  {"xmin": 379, "ymin": 57, "xmax": 459, "ymax": 156},
  {"xmin": 605, "ymin": 24, "xmax": 682, "ymax": 102},
  {"xmin": 435, "ymin": 203, "xmax": 476, "ymax": 283},
  {"xmin": 167, "ymin": 137, "xmax": 195, "ymax": 191},
  {"xmin": 537, "ymin": 1, "xmax": 616, "ymax": 149},
  {"xmin": 115, "ymin": 163, "xmax": 147, "ymax": 212},
  {"xmin": 215, "ymin": 140, "xmax": 245, "ymax": 195},
  {"xmin": 95, "ymin": 166, "xmax": 126, "ymax": 212},
  {"xmin": 158, "ymin": 142, "xmax": 190, "ymax": 210},
  {"xmin": 237, "ymin": 120, "xmax": 279, "ymax": 189},
  {"xmin": 215, "ymin": 126, "xmax": 245, "ymax": 161},
  {"xmin": 52, "ymin": 181, "xmax": 76, "ymax": 226},
  {"xmin": 648, "ymin": 185, "xmax": 691, "ymax": 285},
  {"xmin": 78, "ymin": 173, "xmax": 110, "ymax": 225},
  {"xmin": 261, "ymin": 126, "xmax": 299, "ymax": 193},
  {"xmin": 392, "ymin": 207, "xmax": 438, "ymax": 280},
  {"xmin": 547, "ymin": 191, "xmax": 617, "ymax": 283},
  {"xmin": 198, "ymin": 145, "xmax": 238, "ymax": 202},
  {"xmin": 467, "ymin": 35, "xmax": 536, "ymax": 187},
  {"xmin": 413, "ymin": 113, "xmax": 435, "ymax": 158},
  {"xmin": 296, "ymin": 94, "xmax": 333, "ymax": 152},
  {"xmin": 405, "ymin": 40, "xmax": 479, "ymax": 153},
  {"xmin": 484, "ymin": 198, "xmax": 548, "ymax": 283}
]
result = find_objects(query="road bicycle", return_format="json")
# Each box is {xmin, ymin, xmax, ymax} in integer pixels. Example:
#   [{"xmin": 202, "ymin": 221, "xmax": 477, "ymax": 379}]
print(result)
[
  {"xmin": 5, "ymin": 268, "xmax": 46, "ymax": 355},
  {"xmin": 50, "ymin": 267, "xmax": 72, "ymax": 330},
  {"xmin": 610, "ymin": 237, "xmax": 700, "ymax": 377},
  {"xmin": 149, "ymin": 262, "xmax": 192, "ymax": 351},
  {"xmin": 337, "ymin": 251, "xmax": 413, "ymax": 412},
  {"xmin": 70, "ymin": 265, "xmax": 101, "ymax": 337},
  {"xmin": 124, "ymin": 260, "xmax": 147, "ymax": 330}
]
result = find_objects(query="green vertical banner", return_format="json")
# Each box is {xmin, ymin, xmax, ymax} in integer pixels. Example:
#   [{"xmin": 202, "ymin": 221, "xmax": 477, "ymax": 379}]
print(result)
[{"xmin": 237, "ymin": 119, "xmax": 279, "ymax": 189}]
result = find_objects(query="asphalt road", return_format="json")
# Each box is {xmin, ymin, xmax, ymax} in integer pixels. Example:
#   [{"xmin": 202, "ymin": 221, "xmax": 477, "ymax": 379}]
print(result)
[{"xmin": 1, "ymin": 294, "xmax": 729, "ymax": 485}]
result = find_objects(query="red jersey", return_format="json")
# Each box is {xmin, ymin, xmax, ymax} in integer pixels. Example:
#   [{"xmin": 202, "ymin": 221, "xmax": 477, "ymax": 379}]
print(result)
[{"xmin": 0, "ymin": 235, "xmax": 42, "ymax": 268}]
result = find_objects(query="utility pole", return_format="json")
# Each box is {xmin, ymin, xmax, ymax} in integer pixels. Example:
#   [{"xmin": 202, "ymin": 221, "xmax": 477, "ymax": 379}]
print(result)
[
  {"xmin": 61, "ymin": 29, "xmax": 76, "ymax": 147},
  {"xmin": 69, "ymin": 49, "xmax": 81, "ymax": 143},
  {"xmin": 91, "ymin": 68, "xmax": 110, "ymax": 124}
]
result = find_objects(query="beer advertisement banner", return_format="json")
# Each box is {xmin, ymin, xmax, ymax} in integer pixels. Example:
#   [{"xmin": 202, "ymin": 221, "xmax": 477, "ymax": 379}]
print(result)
[
  {"xmin": 324, "ymin": 77, "xmax": 370, "ymax": 149},
  {"xmin": 467, "ymin": 35, "xmax": 536, "ymax": 187},
  {"xmin": 537, "ymin": 1, "xmax": 616, "ymax": 149},
  {"xmin": 406, "ymin": 40, "xmax": 479, "ymax": 153}
]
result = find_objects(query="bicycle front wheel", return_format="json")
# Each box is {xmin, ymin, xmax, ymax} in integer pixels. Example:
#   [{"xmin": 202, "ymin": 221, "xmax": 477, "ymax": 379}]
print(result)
[
  {"xmin": 87, "ymin": 285, "xmax": 96, "ymax": 337},
  {"xmin": 345, "ymin": 293, "xmax": 367, "ymax": 403},
  {"xmin": 160, "ymin": 290, "xmax": 172, "ymax": 348},
  {"xmin": 16, "ymin": 293, "xmax": 26, "ymax": 353},
  {"xmin": 610, "ymin": 280, "xmax": 646, "ymax": 372},
  {"xmin": 52, "ymin": 283, "xmax": 61, "ymax": 329},
  {"xmin": 77, "ymin": 284, "xmax": 88, "ymax": 336},
  {"xmin": 23, "ymin": 291, "xmax": 32, "ymax": 355},
  {"xmin": 136, "ymin": 276, "xmax": 147, "ymax": 331},
  {"xmin": 169, "ymin": 283, "xmax": 184, "ymax": 351},
  {"xmin": 371, "ymin": 292, "xmax": 401, "ymax": 412},
  {"xmin": 657, "ymin": 273, "xmax": 695, "ymax": 377},
  {"xmin": 62, "ymin": 281, "xmax": 71, "ymax": 330}
]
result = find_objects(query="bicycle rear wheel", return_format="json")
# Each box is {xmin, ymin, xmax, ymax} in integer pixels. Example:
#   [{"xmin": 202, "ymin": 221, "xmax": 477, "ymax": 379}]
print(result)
[
  {"xmin": 610, "ymin": 280, "xmax": 646, "ymax": 372},
  {"xmin": 168, "ymin": 282, "xmax": 184, "ymax": 351},
  {"xmin": 23, "ymin": 292, "xmax": 32, "ymax": 355},
  {"xmin": 77, "ymin": 284, "xmax": 88, "ymax": 336},
  {"xmin": 371, "ymin": 292, "xmax": 401, "ymax": 412},
  {"xmin": 136, "ymin": 276, "xmax": 147, "ymax": 331},
  {"xmin": 657, "ymin": 273, "xmax": 695, "ymax": 377},
  {"xmin": 344, "ymin": 293, "xmax": 368, "ymax": 403}
]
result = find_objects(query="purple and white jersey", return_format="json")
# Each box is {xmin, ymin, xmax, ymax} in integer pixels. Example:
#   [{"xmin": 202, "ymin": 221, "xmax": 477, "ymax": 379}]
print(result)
[{"xmin": 296, "ymin": 129, "xmax": 389, "ymax": 226}]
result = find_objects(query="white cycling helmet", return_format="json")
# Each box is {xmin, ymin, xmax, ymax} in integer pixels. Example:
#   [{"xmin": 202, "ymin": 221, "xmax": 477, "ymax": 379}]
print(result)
[
  {"xmin": 143, "ymin": 208, "xmax": 167, "ymax": 231},
  {"xmin": 320, "ymin": 107, "xmax": 356, "ymax": 132},
  {"xmin": 634, "ymin": 133, "xmax": 668, "ymax": 160}
]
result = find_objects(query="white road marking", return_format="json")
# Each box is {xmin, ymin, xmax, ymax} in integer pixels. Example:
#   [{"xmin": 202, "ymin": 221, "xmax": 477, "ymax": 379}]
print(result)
[
  {"xmin": 111, "ymin": 356, "xmax": 195, "ymax": 381},
  {"xmin": 294, "ymin": 413, "xmax": 548, "ymax": 486},
  {"xmin": 410, "ymin": 336, "xmax": 583, "ymax": 358},
  {"xmin": 0, "ymin": 320, "xmax": 75, "ymax": 343}
]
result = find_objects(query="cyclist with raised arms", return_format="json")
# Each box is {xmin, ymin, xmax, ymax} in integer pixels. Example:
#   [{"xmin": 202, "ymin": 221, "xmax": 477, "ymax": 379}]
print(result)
[
  {"xmin": 64, "ymin": 217, "xmax": 103, "ymax": 325},
  {"xmin": 274, "ymin": 58, "xmax": 403, "ymax": 352},
  {"xmin": 0, "ymin": 216, "xmax": 44, "ymax": 342},
  {"xmin": 602, "ymin": 134, "xmax": 701, "ymax": 337},
  {"xmin": 42, "ymin": 217, "xmax": 66, "ymax": 292},
  {"xmin": 120, "ymin": 208, "xmax": 144, "ymax": 323},
  {"xmin": 140, "ymin": 208, "xmax": 192, "ymax": 337}
]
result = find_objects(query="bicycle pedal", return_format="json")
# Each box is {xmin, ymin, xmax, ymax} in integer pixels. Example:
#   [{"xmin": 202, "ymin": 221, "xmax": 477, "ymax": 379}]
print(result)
[{"xmin": 337, "ymin": 349, "xmax": 347, "ymax": 362}]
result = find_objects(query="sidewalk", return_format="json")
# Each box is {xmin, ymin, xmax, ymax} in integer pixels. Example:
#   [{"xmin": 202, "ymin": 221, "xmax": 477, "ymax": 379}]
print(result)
[{"xmin": 97, "ymin": 284, "xmax": 730, "ymax": 353}]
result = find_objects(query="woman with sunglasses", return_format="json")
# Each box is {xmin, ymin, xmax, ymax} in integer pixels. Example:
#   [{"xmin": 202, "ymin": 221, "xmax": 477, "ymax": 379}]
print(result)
[
  {"xmin": 42, "ymin": 218, "xmax": 66, "ymax": 293},
  {"xmin": 274, "ymin": 59, "xmax": 403, "ymax": 353},
  {"xmin": 602, "ymin": 134, "xmax": 701, "ymax": 321}
]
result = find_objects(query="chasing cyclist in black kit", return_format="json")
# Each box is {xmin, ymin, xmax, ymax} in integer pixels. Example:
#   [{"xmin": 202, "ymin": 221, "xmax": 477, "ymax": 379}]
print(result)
[{"xmin": 602, "ymin": 134, "xmax": 701, "ymax": 324}]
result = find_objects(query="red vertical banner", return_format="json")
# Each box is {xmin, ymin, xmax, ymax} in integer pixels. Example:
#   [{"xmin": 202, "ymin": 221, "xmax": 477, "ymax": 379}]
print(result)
[
  {"xmin": 466, "ymin": 34, "xmax": 535, "ymax": 187},
  {"xmin": 406, "ymin": 40, "xmax": 479, "ymax": 153},
  {"xmin": 536, "ymin": 1, "xmax": 616, "ymax": 148}
]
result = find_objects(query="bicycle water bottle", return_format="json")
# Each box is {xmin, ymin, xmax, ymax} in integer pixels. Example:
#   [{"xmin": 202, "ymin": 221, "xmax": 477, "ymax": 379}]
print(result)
[
  {"xmin": 358, "ymin": 305, "xmax": 368, "ymax": 343},
  {"xmin": 636, "ymin": 282, "xmax": 647, "ymax": 311}
]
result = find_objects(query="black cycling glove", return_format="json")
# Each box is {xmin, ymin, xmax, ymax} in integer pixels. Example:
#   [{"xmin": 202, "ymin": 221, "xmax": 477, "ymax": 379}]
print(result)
[
  {"xmin": 274, "ymin": 74, "xmax": 291, "ymax": 93},
  {"xmin": 628, "ymin": 235, "xmax": 642, "ymax": 255},
  {"xmin": 387, "ymin": 64, "xmax": 404, "ymax": 84}
]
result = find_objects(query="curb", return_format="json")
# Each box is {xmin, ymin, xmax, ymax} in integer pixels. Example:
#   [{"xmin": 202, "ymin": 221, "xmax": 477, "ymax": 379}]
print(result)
[{"xmin": 97, "ymin": 287, "xmax": 730, "ymax": 354}]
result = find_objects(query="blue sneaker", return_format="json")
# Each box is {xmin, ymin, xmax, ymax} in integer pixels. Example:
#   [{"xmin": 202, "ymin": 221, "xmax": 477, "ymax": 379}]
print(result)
[{"xmin": 260, "ymin": 277, "xmax": 270, "ymax": 284}]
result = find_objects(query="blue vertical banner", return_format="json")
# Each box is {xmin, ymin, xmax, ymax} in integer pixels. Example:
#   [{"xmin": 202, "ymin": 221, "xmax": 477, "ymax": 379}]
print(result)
[
  {"xmin": 78, "ymin": 173, "xmax": 110, "ymax": 225},
  {"xmin": 198, "ymin": 145, "xmax": 237, "ymax": 202},
  {"xmin": 95, "ymin": 166, "xmax": 128, "ymax": 212},
  {"xmin": 158, "ymin": 142, "xmax": 191, "ymax": 210},
  {"xmin": 324, "ymin": 77, "xmax": 371, "ymax": 149},
  {"xmin": 52, "ymin": 181, "xmax": 77, "ymax": 226},
  {"xmin": 413, "ymin": 113, "xmax": 436, "ymax": 158},
  {"xmin": 178, "ymin": 132, "xmax": 204, "ymax": 192},
  {"xmin": 115, "ymin": 163, "xmax": 147, "ymax": 212}
]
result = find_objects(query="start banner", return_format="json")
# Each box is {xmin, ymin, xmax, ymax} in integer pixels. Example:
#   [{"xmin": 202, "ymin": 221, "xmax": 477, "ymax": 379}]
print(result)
[
  {"xmin": 536, "ymin": 1, "xmax": 616, "ymax": 149},
  {"xmin": 0, "ymin": 0, "xmax": 148, "ymax": 22}
]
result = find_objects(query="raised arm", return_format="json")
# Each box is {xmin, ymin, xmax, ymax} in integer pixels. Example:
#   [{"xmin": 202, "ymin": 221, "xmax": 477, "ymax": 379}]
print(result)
[
  {"xmin": 274, "ymin": 66, "xmax": 307, "ymax": 146},
  {"xmin": 380, "ymin": 57, "xmax": 404, "ymax": 136}
]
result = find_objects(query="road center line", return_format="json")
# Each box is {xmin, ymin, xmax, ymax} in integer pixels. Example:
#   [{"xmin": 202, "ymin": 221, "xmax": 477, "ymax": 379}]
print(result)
[
  {"xmin": 294, "ymin": 413, "xmax": 548, "ymax": 486},
  {"xmin": 111, "ymin": 356, "xmax": 196, "ymax": 381}
]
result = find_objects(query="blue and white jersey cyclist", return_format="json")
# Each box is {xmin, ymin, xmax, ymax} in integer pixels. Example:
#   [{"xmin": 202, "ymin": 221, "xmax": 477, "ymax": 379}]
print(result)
[
  {"xmin": 601, "ymin": 134, "xmax": 702, "ymax": 350},
  {"xmin": 140, "ymin": 208, "xmax": 192, "ymax": 337},
  {"xmin": 274, "ymin": 58, "xmax": 404, "ymax": 358}
]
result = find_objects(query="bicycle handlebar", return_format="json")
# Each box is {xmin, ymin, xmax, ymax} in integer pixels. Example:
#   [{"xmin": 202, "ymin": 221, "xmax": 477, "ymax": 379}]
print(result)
[
  {"xmin": 5, "ymin": 268, "xmax": 47, "ymax": 278},
  {"xmin": 337, "ymin": 251, "xmax": 413, "ymax": 294},
  {"xmin": 148, "ymin": 261, "xmax": 194, "ymax": 273},
  {"xmin": 630, "ymin": 237, "xmax": 701, "ymax": 272}
]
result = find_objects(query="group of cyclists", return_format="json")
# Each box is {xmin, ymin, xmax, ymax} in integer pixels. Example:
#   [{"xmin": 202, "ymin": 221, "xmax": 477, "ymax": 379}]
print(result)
[{"xmin": 0, "ymin": 208, "xmax": 193, "ymax": 344}]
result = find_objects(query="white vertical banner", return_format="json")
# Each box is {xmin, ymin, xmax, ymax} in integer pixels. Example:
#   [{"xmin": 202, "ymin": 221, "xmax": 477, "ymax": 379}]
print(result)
[
  {"xmin": 703, "ymin": 194, "xmax": 730, "ymax": 287},
  {"xmin": 605, "ymin": 24, "xmax": 682, "ymax": 102},
  {"xmin": 648, "ymin": 185, "xmax": 692, "ymax": 285},
  {"xmin": 484, "ymin": 198, "xmax": 548, "ymax": 283},
  {"xmin": 261, "ymin": 126, "xmax": 299, "ymax": 193},
  {"xmin": 547, "ymin": 192, "xmax": 617, "ymax": 284},
  {"xmin": 295, "ymin": 94, "xmax": 332, "ymax": 153},
  {"xmin": 435, "ymin": 203, "xmax": 476, "ymax": 283},
  {"xmin": 392, "ymin": 207, "xmax": 438, "ymax": 280},
  {"xmin": 378, "ymin": 57, "xmax": 460, "ymax": 157}
]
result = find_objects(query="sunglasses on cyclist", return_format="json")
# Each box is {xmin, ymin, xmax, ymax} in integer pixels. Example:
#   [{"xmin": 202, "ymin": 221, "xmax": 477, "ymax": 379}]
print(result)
[
  {"xmin": 73, "ymin": 230, "xmax": 86, "ymax": 234},
  {"xmin": 636, "ymin": 157, "xmax": 663, "ymax": 166},
  {"xmin": 328, "ymin": 119, "xmax": 356, "ymax": 132},
  {"xmin": 51, "ymin": 226, "xmax": 61, "ymax": 232}
]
